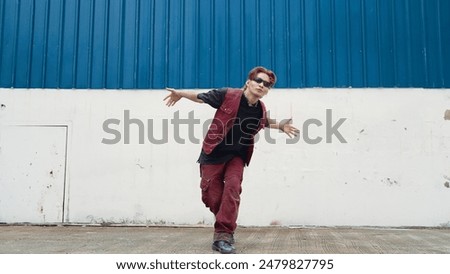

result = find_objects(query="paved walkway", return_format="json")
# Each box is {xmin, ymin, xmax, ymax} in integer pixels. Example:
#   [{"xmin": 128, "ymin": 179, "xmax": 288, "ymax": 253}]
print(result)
[{"xmin": 1, "ymin": 225, "xmax": 449, "ymax": 254}]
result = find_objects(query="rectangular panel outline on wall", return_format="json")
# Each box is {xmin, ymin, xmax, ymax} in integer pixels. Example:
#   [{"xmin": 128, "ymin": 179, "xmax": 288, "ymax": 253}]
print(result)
[{"xmin": 6, "ymin": 125, "xmax": 70, "ymax": 224}]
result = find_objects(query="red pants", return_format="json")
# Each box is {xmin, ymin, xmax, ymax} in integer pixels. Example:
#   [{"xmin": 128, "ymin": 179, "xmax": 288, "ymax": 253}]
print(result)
[{"xmin": 200, "ymin": 157, "xmax": 244, "ymax": 238}]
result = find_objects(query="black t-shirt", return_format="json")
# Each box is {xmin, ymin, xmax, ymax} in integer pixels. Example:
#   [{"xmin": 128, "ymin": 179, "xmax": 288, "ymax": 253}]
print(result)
[{"xmin": 197, "ymin": 88, "xmax": 263, "ymax": 165}]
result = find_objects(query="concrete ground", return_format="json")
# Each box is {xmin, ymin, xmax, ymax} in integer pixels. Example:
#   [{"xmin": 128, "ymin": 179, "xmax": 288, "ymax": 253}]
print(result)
[{"xmin": 1, "ymin": 225, "xmax": 449, "ymax": 254}]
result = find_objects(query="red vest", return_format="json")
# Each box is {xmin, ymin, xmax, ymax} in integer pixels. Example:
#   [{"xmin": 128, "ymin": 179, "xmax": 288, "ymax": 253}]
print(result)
[{"xmin": 202, "ymin": 88, "xmax": 267, "ymax": 165}]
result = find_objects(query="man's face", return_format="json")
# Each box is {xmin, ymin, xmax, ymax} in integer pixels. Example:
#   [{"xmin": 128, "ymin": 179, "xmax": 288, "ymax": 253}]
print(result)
[{"xmin": 246, "ymin": 72, "xmax": 272, "ymax": 99}]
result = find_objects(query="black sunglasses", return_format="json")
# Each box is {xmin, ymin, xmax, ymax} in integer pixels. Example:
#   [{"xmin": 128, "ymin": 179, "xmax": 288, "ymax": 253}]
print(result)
[{"xmin": 253, "ymin": 77, "xmax": 272, "ymax": 88}]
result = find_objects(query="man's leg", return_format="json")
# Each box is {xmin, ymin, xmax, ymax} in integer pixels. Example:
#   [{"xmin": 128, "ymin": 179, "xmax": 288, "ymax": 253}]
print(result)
[
  {"xmin": 200, "ymin": 163, "xmax": 235, "ymax": 253},
  {"xmin": 214, "ymin": 157, "xmax": 244, "ymax": 246},
  {"xmin": 200, "ymin": 163, "xmax": 225, "ymax": 215}
]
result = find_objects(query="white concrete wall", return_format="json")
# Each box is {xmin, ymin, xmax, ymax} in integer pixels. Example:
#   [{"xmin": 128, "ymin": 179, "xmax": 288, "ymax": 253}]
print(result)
[{"xmin": 1, "ymin": 88, "xmax": 449, "ymax": 227}]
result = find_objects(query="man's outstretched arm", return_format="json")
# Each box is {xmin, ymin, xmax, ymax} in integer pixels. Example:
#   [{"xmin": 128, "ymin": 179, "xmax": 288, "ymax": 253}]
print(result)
[
  {"xmin": 164, "ymin": 88, "xmax": 204, "ymax": 106},
  {"xmin": 267, "ymin": 117, "xmax": 300, "ymax": 138}
]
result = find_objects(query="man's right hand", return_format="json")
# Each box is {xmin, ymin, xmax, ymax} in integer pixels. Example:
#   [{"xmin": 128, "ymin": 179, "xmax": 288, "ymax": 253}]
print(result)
[{"xmin": 164, "ymin": 88, "xmax": 182, "ymax": 107}]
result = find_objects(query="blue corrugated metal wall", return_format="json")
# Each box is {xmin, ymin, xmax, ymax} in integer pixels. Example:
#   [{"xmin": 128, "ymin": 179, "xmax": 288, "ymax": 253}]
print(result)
[{"xmin": 0, "ymin": 0, "xmax": 449, "ymax": 89}]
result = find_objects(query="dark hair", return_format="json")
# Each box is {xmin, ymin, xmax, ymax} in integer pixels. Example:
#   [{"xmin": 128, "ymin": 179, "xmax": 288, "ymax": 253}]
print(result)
[{"xmin": 247, "ymin": 66, "xmax": 277, "ymax": 87}]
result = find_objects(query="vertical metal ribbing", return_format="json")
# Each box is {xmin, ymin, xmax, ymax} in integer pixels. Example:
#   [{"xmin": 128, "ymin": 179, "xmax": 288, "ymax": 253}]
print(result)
[
  {"xmin": 197, "ymin": 0, "xmax": 201, "ymax": 87},
  {"xmin": 242, "ymin": 0, "xmax": 245, "ymax": 80},
  {"xmin": 11, "ymin": 0, "xmax": 20, "ymax": 87},
  {"xmin": 183, "ymin": 0, "xmax": 191, "ymax": 88},
  {"xmin": 330, "ymin": 0, "xmax": 337, "ymax": 87},
  {"xmin": 103, "ymin": 0, "xmax": 110, "ymax": 88},
  {"xmin": 345, "ymin": 0, "xmax": 352, "ymax": 86},
  {"xmin": 240, "ymin": 0, "xmax": 245, "ymax": 81},
  {"xmin": 196, "ymin": 0, "xmax": 200, "ymax": 87},
  {"xmin": 88, "ymin": 0, "xmax": 95, "ymax": 88},
  {"xmin": 1, "ymin": 0, "xmax": 449, "ymax": 89},
  {"xmin": 225, "ymin": 0, "xmax": 229, "ymax": 86},
  {"xmin": 26, "ymin": 0, "xmax": 36, "ymax": 87},
  {"xmin": 149, "ymin": 0, "xmax": 155, "ymax": 87},
  {"xmin": 404, "ymin": 0, "xmax": 412, "ymax": 86},
  {"xmin": 165, "ymin": 0, "xmax": 170, "ymax": 87},
  {"xmin": 134, "ymin": 0, "xmax": 140, "ymax": 88},
  {"xmin": 285, "ymin": 0, "xmax": 291, "ymax": 86},
  {"xmin": 436, "ymin": 0, "xmax": 444, "ymax": 86},
  {"xmin": 268, "ymin": 0, "xmax": 273, "ymax": 70},
  {"xmin": 210, "ymin": 0, "xmax": 213, "ymax": 87},
  {"xmin": 0, "ymin": 0, "xmax": 3, "ymax": 77},
  {"xmin": 42, "ymin": 0, "xmax": 50, "ymax": 87},
  {"xmin": 419, "ymin": 0, "xmax": 429, "ymax": 86},
  {"xmin": 256, "ymin": 0, "xmax": 260, "ymax": 66},
  {"xmin": 118, "ymin": 0, "xmax": 124, "ymax": 88},
  {"xmin": 300, "ymin": 0, "xmax": 306, "ymax": 87},
  {"xmin": 360, "ymin": 0, "xmax": 367, "ymax": 87},
  {"xmin": 180, "ymin": 0, "xmax": 184, "ymax": 87},
  {"xmin": 316, "ymin": 0, "xmax": 321, "ymax": 86},
  {"xmin": 375, "ymin": 0, "xmax": 381, "ymax": 87},
  {"xmin": 73, "ymin": 0, "xmax": 80, "ymax": 88},
  {"xmin": 162, "ymin": 0, "xmax": 168, "ymax": 87},
  {"xmin": 57, "ymin": 0, "xmax": 65, "ymax": 88},
  {"xmin": 194, "ymin": 0, "xmax": 199, "ymax": 88},
  {"xmin": 391, "ymin": 0, "xmax": 398, "ymax": 86}
]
